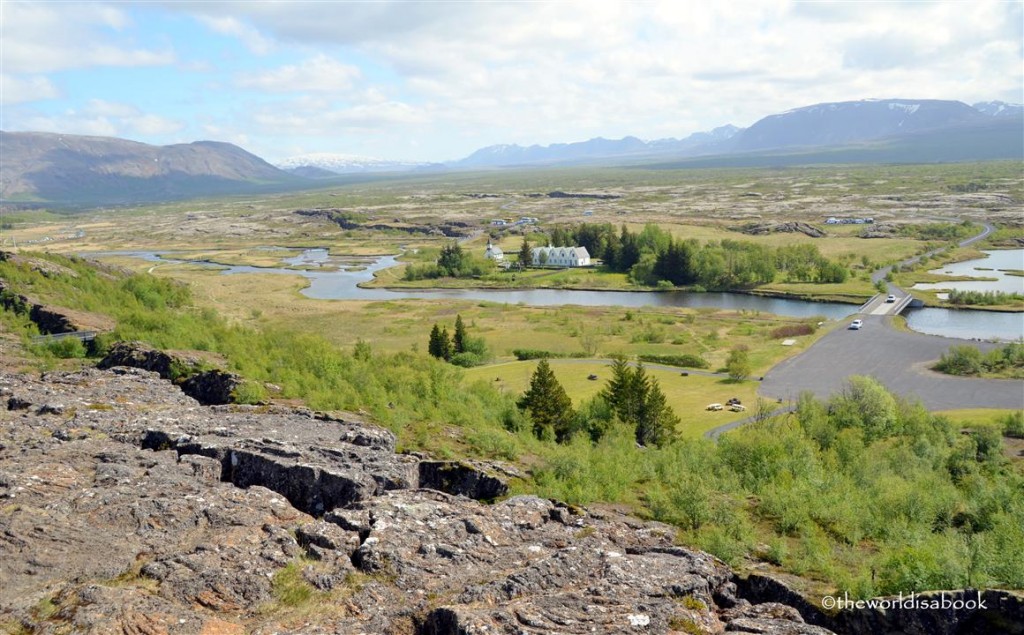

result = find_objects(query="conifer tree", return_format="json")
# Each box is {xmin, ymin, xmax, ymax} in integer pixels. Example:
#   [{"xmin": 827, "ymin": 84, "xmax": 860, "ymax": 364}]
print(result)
[
  {"xmin": 439, "ymin": 327, "xmax": 453, "ymax": 361},
  {"xmin": 518, "ymin": 359, "xmax": 575, "ymax": 441},
  {"xmin": 518, "ymin": 236, "xmax": 532, "ymax": 267},
  {"xmin": 428, "ymin": 324, "xmax": 444, "ymax": 359},
  {"xmin": 453, "ymin": 314, "xmax": 467, "ymax": 355},
  {"xmin": 635, "ymin": 377, "xmax": 680, "ymax": 447},
  {"xmin": 599, "ymin": 356, "xmax": 632, "ymax": 415}
]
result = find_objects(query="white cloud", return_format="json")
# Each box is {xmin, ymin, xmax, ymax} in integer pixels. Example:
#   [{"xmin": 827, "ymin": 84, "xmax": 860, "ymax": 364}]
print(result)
[
  {"xmin": 196, "ymin": 15, "xmax": 274, "ymax": 54},
  {"xmin": 0, "ymin": 74, "xmax": 60, "ymax": 104},
  {"xmin": 84, "ymin": 99, "xmax": 141, "ymax": 118},
  {"xmin": 7, "ymin": 1, "xmax": 1021, "ymax": 160},
  {"xmin": 13, "ymin": 103, "xmax": 184, "ymax": 140},
  {"xmin": 236, "ymin": 54, "xmax": 361, "ymax": 93},
  {"xmin": 0, "ymin": 2, "xmax": 175, "ymax": 74},
  {"xmin": 251, "ymin": 99, "xmax": 426, "ymax": 133}
]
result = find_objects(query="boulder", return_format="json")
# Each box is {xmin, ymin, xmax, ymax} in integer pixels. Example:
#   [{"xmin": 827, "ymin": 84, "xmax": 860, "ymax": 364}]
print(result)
[{"xmin": 179, "ymin": 369, "xmax": 244, "ymax": 405}]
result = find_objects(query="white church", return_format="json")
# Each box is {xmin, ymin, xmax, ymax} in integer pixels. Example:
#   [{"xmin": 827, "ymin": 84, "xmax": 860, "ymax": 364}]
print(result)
[
  {"xmin": 484, "ymin": 240, "xmax": 504, "ymax": 261},
  {"xmin": 531, "ymin": 245, "xmax": 591, "ymax": 268}
]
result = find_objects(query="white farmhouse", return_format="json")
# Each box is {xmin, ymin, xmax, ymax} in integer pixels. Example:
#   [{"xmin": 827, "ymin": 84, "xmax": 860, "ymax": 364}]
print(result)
[
  {"xmin": 531, "ymin": 245, "xmax": 591, "ymax": 268},
  {"xmin": 484, "ymin": 240, "xmax": 504, "ymax": 261}
]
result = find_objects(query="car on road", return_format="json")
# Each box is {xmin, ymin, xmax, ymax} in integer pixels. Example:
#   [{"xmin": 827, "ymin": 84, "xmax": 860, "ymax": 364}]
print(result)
[
  {"xmin": 705, "ymin": 403, "xmax": 723, "ymax": 411},
  {"xmin": 886, "ymin": 294, "xmax": 897, "ymax": 303},
  {"xmin": 849, "ymin": 319, "xmax": 863, "ymax": 330}
]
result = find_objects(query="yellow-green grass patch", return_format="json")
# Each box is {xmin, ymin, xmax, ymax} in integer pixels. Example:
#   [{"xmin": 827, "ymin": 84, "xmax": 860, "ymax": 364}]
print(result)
[{"xmin": 462, "ymin": 359, "xmax": 759, "ymax": 438}]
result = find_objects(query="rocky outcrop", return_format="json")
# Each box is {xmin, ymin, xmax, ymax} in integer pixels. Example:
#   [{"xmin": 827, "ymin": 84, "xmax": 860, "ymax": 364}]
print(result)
[
  {"xmin": 743, "ymin": 221, "xmax": 827, "ymax": 237},
  {"xmin": 860, "ymin": 223, "xmax": 901, "ymax": 239},
  {"xmin": 418, "ymin": 460, "xmax": 509, "ymax": 500},
  {"xmin": 740, "ymin": 573, "xmax": 1024, "ymax": 635},
  {"xmin": 0, "ymin": 277, "xmax": 114, "ymax": 335},
  {"xmin": 178, "ymin": 368, "xmax": 245, "ymax": 405},
  {"xmin": 97, "ymin": 340, "xmax": 225, "ymax": 382},
  {"xmin": 0, "ymin": 367, "xmax": 834, "ymax": 634},
  {"xmin": 295, "ymin": 209, "xmax": 474, "ymax": 237},
  {"xmin": 547, "ymin": 191, "xmax": 621, "ymax": 200}
]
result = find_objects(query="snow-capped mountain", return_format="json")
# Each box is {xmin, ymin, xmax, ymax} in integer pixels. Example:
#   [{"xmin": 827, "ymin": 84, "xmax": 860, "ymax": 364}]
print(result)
[
  {"xmin": 972, "ymin": 101, "xmax": 1024, "ymax": 118},
  {"xmin": 733, "ymin": 99, "xmax": 987, "ymax": 151},
  {"xmin": 276, "ymin": 153, "xmax": 430, "ymax": 174}
]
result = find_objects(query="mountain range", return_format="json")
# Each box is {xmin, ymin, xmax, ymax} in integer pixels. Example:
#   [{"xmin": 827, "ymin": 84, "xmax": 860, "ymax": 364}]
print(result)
[
  {"xmin": 450, "ymin": 100, "xmax": 1022, "ymax": 168},
  {"xmin": 0, "ymin": 131, "xmax": 299, "ymax": 206},
  {"xmin": 1, "ymin": 98, "xmax": 1020, "ymax": 205}
]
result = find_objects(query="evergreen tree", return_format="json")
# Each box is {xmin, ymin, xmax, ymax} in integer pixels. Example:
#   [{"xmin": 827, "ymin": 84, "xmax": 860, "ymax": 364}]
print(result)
[
  {"xmin": 635, "ymin": 378, "xmax": 680, "ymax": 447},
  {"xmin": 599, "ymin": 356, "xmax": 632, "ymax": 416},
  {"xmin": 518, "ymin": 358, "xmax": 575, "ymax": 441},
  {"xmin": 439, "ymin": 327, "xmax": 453, "ymax": 361},
  {"xmin": 599, "ymin": 358, "xmax": 650, "ymax": 426},
  {"xmin": 428, "ymin": 324, "xmax": 444, "ymax": 359},
  {"xmin": 518, "ymin": 236, "xmax": 532, "ymax": 267},
  {"xmin": 550, "ymin": 225, "xmax": 569, "ymax": 247},
  {"xmin": 618, "ymin": 225, "xmax": 641, "ymax": 272},
  {"xmin": 453, "ymin": 314, "xmax": 467, "ymax": 354}
]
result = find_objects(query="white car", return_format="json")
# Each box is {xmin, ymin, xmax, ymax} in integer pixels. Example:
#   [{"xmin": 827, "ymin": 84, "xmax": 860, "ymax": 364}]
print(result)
[
  {"xmin": 705, "ymin": 403, "xmax": 723, "ymax": 411},
  {"xmin": 849, "ymin": 319, "xmax": 863, "ymax": 330},
  {"xmin": 886, "ymin": 294, "xmax": 897, "ymax": 303}
]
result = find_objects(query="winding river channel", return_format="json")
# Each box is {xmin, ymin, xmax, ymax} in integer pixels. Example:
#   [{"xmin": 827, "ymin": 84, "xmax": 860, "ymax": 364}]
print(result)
[{"xmin": 95, "ymin": 249, "xmax": 1024, "ymax": 341}]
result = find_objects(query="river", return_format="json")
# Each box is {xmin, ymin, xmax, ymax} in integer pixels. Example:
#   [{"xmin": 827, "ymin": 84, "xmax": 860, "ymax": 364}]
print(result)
[{"xmin": 89, "ymin": 249, "xmax": 1022, "ymax": 340}]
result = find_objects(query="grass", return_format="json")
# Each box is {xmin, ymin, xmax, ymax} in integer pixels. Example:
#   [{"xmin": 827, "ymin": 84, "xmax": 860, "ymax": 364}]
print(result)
[
  {"xmin": 151, "ymin": 262, "xmax": 839, "ymax": 376},
  {"xmin": 462, "ymin": 359, "xmax": 759, "ymax": 438},
  {"xmin": 932, "ymin": 409, "xmax": 1022, "ymax": 427}
]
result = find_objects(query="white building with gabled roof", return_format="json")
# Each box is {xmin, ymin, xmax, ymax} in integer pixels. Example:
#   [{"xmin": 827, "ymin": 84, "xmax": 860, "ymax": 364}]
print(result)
[
  {"xmin": 531, "ymin": 245, "xmax": 590, "ymax": 268},
  {"xmin": 484, "ymin": 240, "xmax": 504, "ymax": 261}
]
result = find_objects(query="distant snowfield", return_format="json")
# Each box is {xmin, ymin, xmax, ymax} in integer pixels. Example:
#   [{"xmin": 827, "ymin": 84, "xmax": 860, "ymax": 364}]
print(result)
[{"xmin": 276, "ymin": 152, "xmax": 427, "ymax": 173}]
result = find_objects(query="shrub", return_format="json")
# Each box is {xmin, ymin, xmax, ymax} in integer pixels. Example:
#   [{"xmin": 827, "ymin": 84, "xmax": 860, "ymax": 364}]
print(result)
[
  {"xmin": 232, "ymin": 380, "xmax": 268, "ymax": 405},
  {"xmin": 37, "ymin": 337, "xmax": 87, "ymax": 359},
  {"xmin": 637, "ymin": 354, "xmax": 709, "ymax": 369},
  {"xmin": 725, "ymin": 348, "xmax": 751, "ymax": 382},
  {"xmin": 770, "ymin": 323, "xmax": 815, "ymax": 339},
  {"xmin": 511, "ymin": 349, "xmax": 587, "ymax": 361},
  {"xmin": 450, "ymin": 352, "xmax": 485, "ymax": 367},
  {"xmin": 1002, "ymin": 411, "xmax": 1024, "ymax": 438},
  {"xmin": 934, "ymin": 346, "xmax": 984, "ymax": 376}
]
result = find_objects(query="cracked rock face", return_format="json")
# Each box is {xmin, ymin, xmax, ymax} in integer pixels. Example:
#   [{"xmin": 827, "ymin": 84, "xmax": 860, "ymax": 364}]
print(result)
[{"xmin": 0, "ymin": 368, "xmax": 832, "ymax": 634}]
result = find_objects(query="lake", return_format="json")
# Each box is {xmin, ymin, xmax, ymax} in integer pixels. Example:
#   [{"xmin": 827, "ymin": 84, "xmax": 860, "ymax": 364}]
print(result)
[{"xmin": 913, "ymin": 249, "xmax": 1024, "ymax": 295}]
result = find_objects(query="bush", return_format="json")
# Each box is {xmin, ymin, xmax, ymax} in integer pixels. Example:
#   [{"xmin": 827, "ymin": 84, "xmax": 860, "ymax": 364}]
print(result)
[
  {"xmin": 511, "ymin": 349, "xmax": 587, "ymax": 361},
  {"xmin": 231, "ymin": 380, "xmax": 268, "ymax": 405},
  {"xmin": 450, "ymin": 352, "xmax": 485, "ymax": 367},
  {"xmin": 637, "ymin": 353, "xmax": 709, "ymax": 369},
  {"xmin": 934, "ymin": 346, "xmax": 984, "ymax": 376},
  {"xmin": 934, "ymin": 341, "xmax": 1024, "ymax": 377},
  {"xmin": 947, "ymin": 289, "xmax": 1024, "ymax": 307},
  {"xmin": 1002, "ymin": 411, "xmax": 1024, "ymax": 438},
  {"xmin": 725, "ymin": 348, "xmax": 751, "ymax": 382},
  {"xmin": 770, "ymin": 323, "xmax": 815, "ymax": 339},
  {"xmin": 37, "ymin": 337, "xmax": 87, "ymax": 359}
]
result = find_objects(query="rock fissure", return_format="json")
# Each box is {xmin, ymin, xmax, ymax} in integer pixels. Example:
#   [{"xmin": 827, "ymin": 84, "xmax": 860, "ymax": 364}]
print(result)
[{"xmin": 2, "ymin": 366, "xmax": 1016, "ymax": 634}]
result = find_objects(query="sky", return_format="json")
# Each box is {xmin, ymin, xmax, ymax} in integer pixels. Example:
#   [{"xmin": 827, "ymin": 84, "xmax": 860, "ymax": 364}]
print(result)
[{"xmin": 1, "ymin": 1, "xmax": 1021, "ymax": 163}]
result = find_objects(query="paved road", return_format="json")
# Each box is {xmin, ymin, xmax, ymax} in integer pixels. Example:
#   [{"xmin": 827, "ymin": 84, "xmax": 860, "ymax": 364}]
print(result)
[
  {"xmin": 759, "ymin": 314, "xmax": 1022, "ymax": 411},
  {"xmin": 707, "ymin": 222, "xmax": 1020, "ymax": 437}
]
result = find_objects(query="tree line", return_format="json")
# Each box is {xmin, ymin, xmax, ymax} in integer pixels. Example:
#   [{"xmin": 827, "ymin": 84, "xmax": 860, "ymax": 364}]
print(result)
[
  {"xmin": 405, "ymin": 242, "xmax": 485, "ymax": 280},
  {"xmin": 516, "ymin": 357, "xmax": 679, "ymax": 448},
  {"xmin": 428, "ymin": 314, "xmax": 489, "ymax": 367},
  {"xmin": 548, "ymin": 222, "xmax": 848, "ymax": 288}
]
